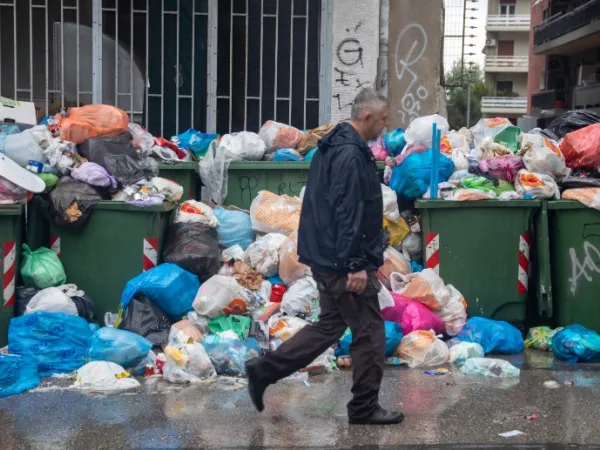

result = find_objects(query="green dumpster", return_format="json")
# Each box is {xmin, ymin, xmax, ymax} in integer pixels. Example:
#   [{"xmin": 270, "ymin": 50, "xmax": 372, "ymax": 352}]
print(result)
[
  {"xmin": 49, "ymin": 201, "xmax": 173, "ymax": 325},
  {"xmin": 415, "ymin": 200, "xmax": 541, "ymax": 322},
  {"xmin": 0, "ymin": 205, "xmax": 22, "ymax": 347},
  {"xmin": 548, "ymin": 200, "xmax": 600, "ymax": 332},
  {"xmin": 158, "ymin": 161, "xmax": 199, "ymax": 201},
  {"xmin": 224, "ymin": 161, "xmax": 385, "ymax": 210},
  {"xmin": 26, "ymin": 196, "xmax": 51, "ymax": 250}
]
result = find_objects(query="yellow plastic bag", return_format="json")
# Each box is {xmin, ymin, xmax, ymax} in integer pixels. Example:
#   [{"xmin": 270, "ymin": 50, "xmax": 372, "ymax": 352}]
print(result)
[{"xmin": 383, "ymin": 217, "xmax": 409, "ymax": 246}]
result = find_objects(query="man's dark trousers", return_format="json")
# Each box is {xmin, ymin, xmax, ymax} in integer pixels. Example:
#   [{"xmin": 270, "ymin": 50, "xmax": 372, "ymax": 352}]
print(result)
[{"xmin": 251, "ymin": 272, "xmax": 386, "ymax": 420}]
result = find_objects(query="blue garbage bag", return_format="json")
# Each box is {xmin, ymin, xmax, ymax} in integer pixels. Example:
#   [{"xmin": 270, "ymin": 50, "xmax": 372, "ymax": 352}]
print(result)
[
  {"xmin": 213, "ymin": 206, "xmax": 255, "ymax": 250},
  {"xmin": 172, "ymin": 129, "xmax": 218, "ymax": 157},
  {"xmin": 88, "ymin": 327, "xmax": 152, "ymax": 368},
  {"xmin": 8, "ymin": 312, "xmax": 94, "ymax": 376},
  {"xmin": 389, "ymin": 149, "xmax": 454, "ymax": 200},
  {"xmin": 0, "ymin": 354, "xmax": 40, "ymax": 398},
  {"xmin": 552, "ymin": 324, "xmax": 600, "ymax": 363},
  {"xmin": 335, "ymin": 321, "xmax": 403, "ymax": 358},
  {"xmin": 383, "ymin": 128, "xmax": 407, "ymax": 157},
  {"xmin": 273, "ymin": 149, "xmax": 302, "ymax": 162},
  {"xmin": 120, "ymin": 263, "xmax": 200, "ymax": 320},
  {"xmin": 456, "ymin": 317, "xmax": 524, "ymax": 354},
  {"xmin": 304, "ymin": 147, "xmax": 318, "ymax": 162},
  {"xmin": 202, "ymin": 335, "xmax": 261, "ymax": 376},
  {"xmin": 266, "ymin": 275, "xmax": 285, "ymax": 286}
]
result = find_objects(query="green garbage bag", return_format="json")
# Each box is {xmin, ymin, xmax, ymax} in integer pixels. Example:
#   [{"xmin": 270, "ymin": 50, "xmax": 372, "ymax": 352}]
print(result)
[
  {"xmin": 208, "ymin": 315, "xmax": 252, "ymax": 340},
  {"xmin": 20, "ymin": 244, "xmax": 67, "ymax": 289},
  {"xmin": 525, "ymin": 326, "xmax": 562, "ymax": 351},
  {"xmin": 461, "ymin": 176, "xmax": 515, "ymax": 196}
]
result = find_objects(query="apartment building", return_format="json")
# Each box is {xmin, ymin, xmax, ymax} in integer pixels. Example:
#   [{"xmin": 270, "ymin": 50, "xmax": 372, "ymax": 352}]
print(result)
[
  {"xmin": 528, "ymin": 0, "xmax": 600, "ymax": 126},
  {"xmin": 482, "ymin": 0, "xmax": 531, "ymax": 121}
]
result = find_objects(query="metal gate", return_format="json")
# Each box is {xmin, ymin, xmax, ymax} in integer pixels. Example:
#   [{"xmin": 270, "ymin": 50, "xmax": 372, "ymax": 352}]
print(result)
[{"xmin": 0, "ymin": 0, "xmax": 324, "ymax": 137}]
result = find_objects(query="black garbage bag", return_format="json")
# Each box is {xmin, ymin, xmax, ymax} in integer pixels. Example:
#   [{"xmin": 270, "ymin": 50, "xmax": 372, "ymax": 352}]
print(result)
[
  {"xmin": 49, "ymin": 176, "xmax": 104, "ymax": 229},
  {"xmin": 118, "ymin": 294, "xmax": 172, "ymax": 347},
  {"xmin": 163, "ymin": 223, "xmax": 221, "ymax": 282},
  {"xmin": 79, "ymin": 131, "xmax": 145, "ymax": 186},
  {"xmin": 546, "ymin": 110, "xmax": 600, "ymax": 139},
  {"xmin": 71, "ymin": 294, "xmax": 97, "ymax": 323},
  {"xmin": 14, "ymin": 287, "xmax": 39, "ymax": 316}
]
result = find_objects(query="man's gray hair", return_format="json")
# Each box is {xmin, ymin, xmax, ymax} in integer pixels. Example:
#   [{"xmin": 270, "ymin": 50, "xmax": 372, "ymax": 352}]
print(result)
[{"xmin": 351, "ymin": 88, "xmax": 388, "ymax": 120}]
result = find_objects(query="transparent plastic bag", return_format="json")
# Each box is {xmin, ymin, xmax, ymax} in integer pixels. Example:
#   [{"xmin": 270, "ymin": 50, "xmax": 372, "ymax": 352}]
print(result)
[
  {"xmin": 381, "ymin": 184, "xmax": 400, "ymax": 222},
  {"xmin": 175, "ymin": 200, "xmax": 219, "ymax": 226},
  {"xmin": 448, "ymin": 341, "xmax": 484, "ymax": 365},
  {"xmin": 514, "ymin": 170, "xmax": 559, "ymax": 199},
  {"xmin": 192, "ymin": 275, "xmax": 251, "ymax": 318},
  {"xmin": 201, "ymin": 335, "xmax": 260, "ymax": 376},
  {"xmin": 459, "ymin": 358, "xmax": 520, "ymax": 377},
  {"xmin": 3, "ymin": 131, "xmax": 45, "ymax": 166},
  {"xmin": 562, "ymin": 188, "xmax": 600, "ymax": 211},
  {"xmin": 470, "ymin": 117, "xmax": 512, "ymax": 150},
  {"xmin": 20, "ymin": 244, "xmax": 67, "ymax": 289},
  {"xmin": 278, "ymin": 231, "xmax": 311, "ymax": 285},
  {"xmin": 58, "ymin": 105, "xmax": 129, "ymax": 144},
  {"xmin": 456, "ymin": 317, "xmax": 524, "ymax": 354},
  {"xmin": 199, "ymin": 139, "xmax": 230, "ymax": 204},
  {"xmin": 214, "ymin": 207, "xmax": 255, "ymax": 250},
  {"xmin": 397, "ymin": 330, "xmax": 449, "ymax": 368},
  {"xmin": 244, "ymin": 233, "xmax": 287, "ymax": 277},
  {"xmin": 220, "ymin": 131, "xmax": 266, "ymax": 161},
  {"xmin": 88, "ymin": 327, "xmax": 152, "ymax": 368},
  {"xmin": 268, "ymin": 314, "xmax": 308, "ymax": 341},
  {"xmin": 404, "ymin": 115, "xmax": 449, "ymax": 148},
  {"xmin": 398, "ymin": 269, "xmax": 450, "ymax": 311},
  {"xmin": 168, "ymin": 319, "xmax": 204, "ymax": 345},
  {"xmin": 163, "ymin": 343, "xmax": 216, "ymax": 383},
  {"xmin": 520, "ymin": 133, "xmax": 567, "ymax": 179},
  {"xmin": 250, "ymin": 190, "xmax": 302, "ymax": 235},
  {"xmin": 377, "ymin": 247, "xmax": 411, "ymax": 290},
  {"xmin": 281, "ymin": 277, "xmax": 318, "ymax": 319},
  {"xmin": 73, "ymin": 361, "xmax": 140, "ymax": 391},
  {"xmin": 524, "ymin": 326, "xmax": 562, "ymax": 351},
  {"xmin": 258, "ymin": 120, "xmax": 303, "ymax": 152}
]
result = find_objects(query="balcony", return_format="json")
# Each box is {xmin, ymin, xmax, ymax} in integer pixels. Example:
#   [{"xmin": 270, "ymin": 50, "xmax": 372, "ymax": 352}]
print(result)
[
  {"xmin": 573, "ymin": 84, "xmax": 600, "ymax": 110},
  {"xmin": 486, "ymin": 15, "xmax": 531, "ymax": 32},
  {"xmin": 531, "ymin": 89, "xmax": 567, "ymax": 110},
  {"xmin": 484, "ymin": 56, "xmax": 529, "ymax": 73},
  {"xmin": 534, "ymin": 0, "xmax": 600, "ymax": 55},
  {"xmin": 481, "ymin": 97, "xmax": 527, "ymax": 116}
]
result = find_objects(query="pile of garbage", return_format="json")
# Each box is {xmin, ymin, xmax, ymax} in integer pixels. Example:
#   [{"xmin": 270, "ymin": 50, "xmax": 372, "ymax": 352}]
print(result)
[{"xmin": 374, "ymin": 111, "xmax": 600, "ymax": 210}]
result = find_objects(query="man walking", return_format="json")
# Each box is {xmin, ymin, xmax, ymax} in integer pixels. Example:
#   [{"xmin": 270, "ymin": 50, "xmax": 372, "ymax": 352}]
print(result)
[{"xmin": 246, "ymin": 88, "xmax": 403, "ymax": 425}]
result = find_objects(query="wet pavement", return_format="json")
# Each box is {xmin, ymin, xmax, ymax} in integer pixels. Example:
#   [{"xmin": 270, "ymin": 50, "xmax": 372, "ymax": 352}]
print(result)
[{"xmin": 2, "ymin": 350, "xmax": 600, "ymax": 449}]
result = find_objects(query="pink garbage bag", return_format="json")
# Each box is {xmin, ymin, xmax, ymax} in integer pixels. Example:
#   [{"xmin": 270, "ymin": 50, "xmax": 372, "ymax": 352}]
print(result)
[
  {"xmin": 478, "ymin": 155, "xmax": 524, "ymax": 182},
  {"xmin": 369, "ymin": 137, "xmax": 388, "ymax": 161},
  {"xmin": 382, "ymin": 293, "xmax": 445, "ymax": 335},
  {"xmin": 71, "ymin": 162, "xmax": 118, "ymax": 189}
]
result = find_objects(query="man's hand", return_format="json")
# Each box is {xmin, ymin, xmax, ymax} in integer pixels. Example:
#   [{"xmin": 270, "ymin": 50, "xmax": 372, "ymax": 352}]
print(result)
[{"xmin": 347, "ymin": 270, "xmax": 368, "ymax": 294}]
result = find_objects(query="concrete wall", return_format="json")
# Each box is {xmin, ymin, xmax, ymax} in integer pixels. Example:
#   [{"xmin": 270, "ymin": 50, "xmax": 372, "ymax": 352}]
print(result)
[
  {"xmin": 487, "ymin": 31, "xmax": 531, "ymax": 56},
  {"xmin": 387, "ymin": 0, "xmax": 443, "ymax": 129},
  {"xmin": 329, "ymin": 0, "xmax": 380, "ymax": 123}
]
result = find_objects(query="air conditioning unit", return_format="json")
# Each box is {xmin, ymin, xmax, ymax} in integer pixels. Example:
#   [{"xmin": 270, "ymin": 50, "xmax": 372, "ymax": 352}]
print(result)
[{"xmin": 485, "ymin": 38, "xmax": 497, "ymax": 47}]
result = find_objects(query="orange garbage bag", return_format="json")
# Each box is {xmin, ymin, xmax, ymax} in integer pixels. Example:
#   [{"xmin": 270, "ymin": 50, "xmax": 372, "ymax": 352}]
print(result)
[
  {"xmin": 249, "ymin": 190, "xmax": 302, "ymax": 235},
  {"xmin": 58, "ymin": 105, "xmax": 129, "ymax": 144},
  {"xmin": 296, "ymin": 124, "xmax": 334, "ymax": 155},
  {"xmin": 278, "ymin": 231, "xmax": 311, "ymax": 285}
]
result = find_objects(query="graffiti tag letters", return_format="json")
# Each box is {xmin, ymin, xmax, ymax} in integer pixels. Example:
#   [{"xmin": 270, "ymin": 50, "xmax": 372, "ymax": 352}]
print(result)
[{"xmin": 569, "ymin": 241, "xmax": 600, "ymax": 294}]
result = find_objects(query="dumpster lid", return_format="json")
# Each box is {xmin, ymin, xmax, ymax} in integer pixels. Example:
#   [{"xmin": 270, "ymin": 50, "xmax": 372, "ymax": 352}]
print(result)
[
  {"xmin": 415, "ymin": 199, "xmax": 541, "ymax": 209},
  {"xmin": 157, "ymin": 162, "xmax": 197, "ymax": 170},
  {"xmin": 227, "ymin": 161, "xmax": 385, "ymax": 170},
  {"xmin": 547, "ymin": 200, "xmax": 590, "ymax": 210},
  {"xmin": 0, "ymin": 204, "xmax": 23, "ymax": 215}
]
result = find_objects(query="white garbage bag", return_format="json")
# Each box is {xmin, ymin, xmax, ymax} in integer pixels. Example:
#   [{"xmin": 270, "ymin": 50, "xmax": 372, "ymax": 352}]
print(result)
[
  {"xmin": 471, "ymin": 117, "xmax": 512, "ymax": 150},
  {"xmin": 222, "ymin": 245, "xmax": 245, "ymax": 262},
  {"xmin": 381, "ymin": 184, "xmax": 400, "ymax": 222},
  {"xmin": 397, "ymin": 330, "xmax": 450, "ymax": 368},
  {"xmin": 244, "ymin": 233, "xmax": 287, "ymax": 277},
  {"xmin": 163, "ymin": 343, "xmax": 217, "ymax": 383},
  {"xmin": 378, "ymin": 285, "xmax": 395, "ymax": 310},
  {"xmin": 73, "ymin": 361, "xmax": 140, "ymax": 392},
  {"xmin": 280, "ymin": 277, "xmax": 319, "ymax": 318},
  {"xmin": 175, "ymin": 200, "xmax": 219, "ymax": 227},
  {"xmin": 514, "ymin": 170, "xmax": 560, "ymax": 199},
  {"xmin": 192, "ymin": 275, "xmax": 251, "ymax": 318},
  {"xmin": 220, "ymin": 131, "xmax": 266, "ymax": 161},
  {"xmin": 268, "ymin": 314, "xmax": 309, "ymax": 342},
  {"xmin": 404, "ymin": 114, "xmax": 449, "ymax": 148},
  {"xmin": 449, "ymin": 341, "xmax": 484, "ymax": 365},
  {"xmin": 25, "ymin": 287, "xmax": 78, "ymax": 316},
  {"xmin": 520, "ymin": 133, "xmax": 567, "ymax": 180}
]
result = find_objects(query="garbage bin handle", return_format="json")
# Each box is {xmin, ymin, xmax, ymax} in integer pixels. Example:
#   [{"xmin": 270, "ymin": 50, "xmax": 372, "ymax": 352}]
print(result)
[{"xmin": 537, "ymin": 201, "xmax": 553, "ymax": 318}]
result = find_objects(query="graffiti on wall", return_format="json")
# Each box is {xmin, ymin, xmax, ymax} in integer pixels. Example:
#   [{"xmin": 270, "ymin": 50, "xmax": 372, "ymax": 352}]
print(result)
[{"xmin": 568, "ymin": 241, "xmax": 600, "ymax": 294}]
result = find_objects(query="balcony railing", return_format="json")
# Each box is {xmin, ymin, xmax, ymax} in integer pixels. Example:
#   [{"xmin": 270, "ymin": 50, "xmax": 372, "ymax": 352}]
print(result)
[
  {"xmin": 531, "ymin": 89, "xmax": 567, "ymax": 110},
  {"xmin": 481, "ymin": 97, "xmax": 528, "ymax": 111},
  {"xmin": 487, "ymin": 15, "xmax": 531, "ymax": 30},
  {"xmin": 574, "ymin": 84, "xmax": 600, "ymax": 109},
  {"xmin": 534, "ymin": 0, "xmax": 600, "ymax": 47},
  {"xmin": 484, "ymin": 55, "xmax": 529, "ymax": 72}
]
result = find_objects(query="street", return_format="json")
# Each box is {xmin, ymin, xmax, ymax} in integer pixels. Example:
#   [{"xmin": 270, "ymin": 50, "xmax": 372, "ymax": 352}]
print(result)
[{"xmin": 1, "ymin": 351, "xmax": 600, "ymax": 449}]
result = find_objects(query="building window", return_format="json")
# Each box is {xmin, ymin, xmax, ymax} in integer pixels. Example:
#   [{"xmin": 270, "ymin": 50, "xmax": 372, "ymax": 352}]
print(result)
[
  {"xmin": 499, "ymin": 0, "xmax": 516, "ymax": 16},
  {"xmin": 496, "ymin": 81, "xmax": 514, "ymax": 96}
]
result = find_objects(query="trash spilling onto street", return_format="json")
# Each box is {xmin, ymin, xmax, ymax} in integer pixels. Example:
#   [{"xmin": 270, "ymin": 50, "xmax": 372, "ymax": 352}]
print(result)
[{"xmin": 2, "ymin": 100, "xmax": 600, "ymax": 399}]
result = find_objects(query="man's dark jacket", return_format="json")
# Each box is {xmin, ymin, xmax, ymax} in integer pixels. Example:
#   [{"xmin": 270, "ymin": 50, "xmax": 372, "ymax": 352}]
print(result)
[{"xmin": 298, "ymin": 122, "xmax": 384, "ymax": 275}]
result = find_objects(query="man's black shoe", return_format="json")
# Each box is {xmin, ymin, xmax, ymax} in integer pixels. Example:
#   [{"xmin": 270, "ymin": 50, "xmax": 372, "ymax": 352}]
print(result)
[
  {"xmin": 245, "ymin": 360, "xmax": 267, "ymax": 412},
  {"xmin": 349, "ymin": 407, "xmax": 404, "ymax": 425}
]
